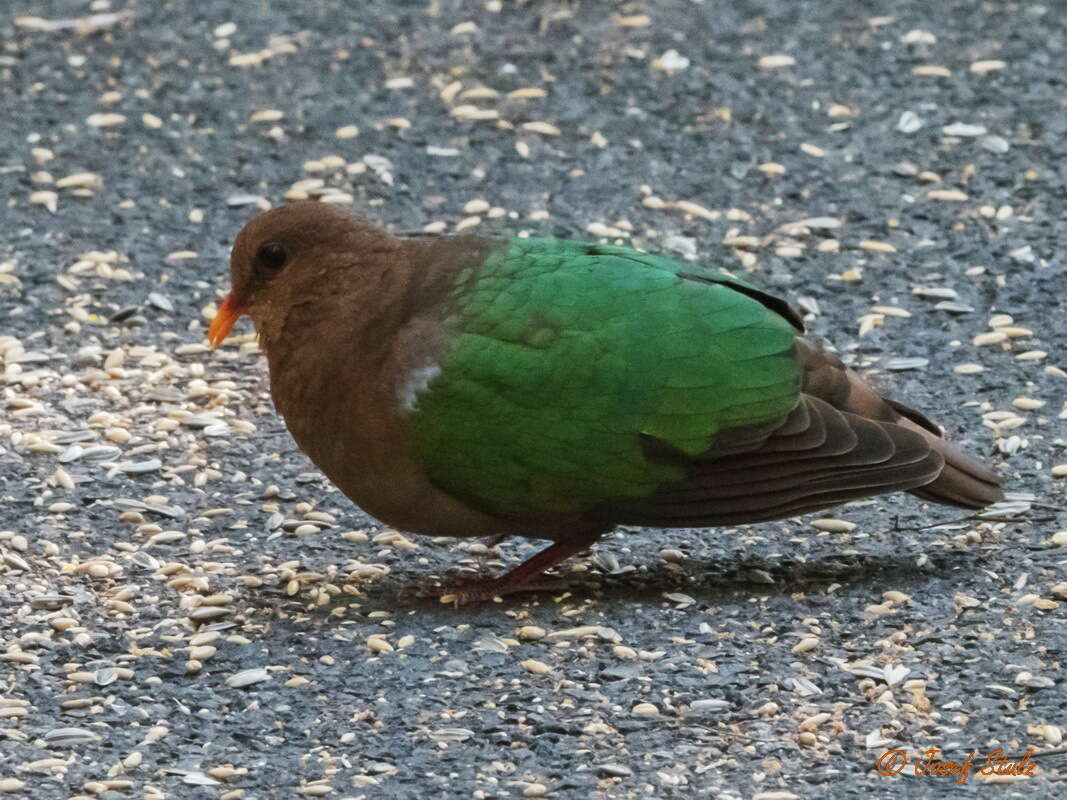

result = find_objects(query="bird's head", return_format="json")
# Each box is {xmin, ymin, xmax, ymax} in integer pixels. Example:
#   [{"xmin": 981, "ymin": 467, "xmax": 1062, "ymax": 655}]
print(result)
[{"xmin": 208, "ymin": 201, "xmax": 393, "ymax": 349}]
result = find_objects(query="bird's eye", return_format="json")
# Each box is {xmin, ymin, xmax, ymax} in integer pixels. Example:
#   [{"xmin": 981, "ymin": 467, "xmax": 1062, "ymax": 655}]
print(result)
[{"xmin": 256, "ymin": 242, "xmax": 288, "ymax": 272}]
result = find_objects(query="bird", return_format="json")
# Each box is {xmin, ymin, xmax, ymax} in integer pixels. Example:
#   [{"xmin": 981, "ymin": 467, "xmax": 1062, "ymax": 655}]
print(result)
[{"xmin": 209, "ymin": 201, "xmax": 1003, "ymax": 602}]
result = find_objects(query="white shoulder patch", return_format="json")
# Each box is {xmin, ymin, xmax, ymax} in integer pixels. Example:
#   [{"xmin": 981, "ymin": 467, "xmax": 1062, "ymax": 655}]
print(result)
[{"xmin": 398, "ymin": 364, "xmax": 442, "ymax": 413}]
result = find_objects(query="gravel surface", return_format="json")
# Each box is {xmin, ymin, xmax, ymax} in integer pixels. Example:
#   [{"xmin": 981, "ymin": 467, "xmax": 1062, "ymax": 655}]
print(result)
[{"xmin": 2, "ymin": 2, "xmax": 1065, "ymax": 798}]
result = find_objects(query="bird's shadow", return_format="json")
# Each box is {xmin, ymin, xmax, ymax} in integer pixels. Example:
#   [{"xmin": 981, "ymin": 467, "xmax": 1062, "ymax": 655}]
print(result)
[{"xmin": 307, "ymin": 544, "xmax": 999, "ymax": 615}]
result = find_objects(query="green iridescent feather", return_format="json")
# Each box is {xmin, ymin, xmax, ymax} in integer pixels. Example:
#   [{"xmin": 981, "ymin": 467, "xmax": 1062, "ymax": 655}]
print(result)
[{"xmin": 409, "ymin": 238, "xmax": 800, "ymax": 516}]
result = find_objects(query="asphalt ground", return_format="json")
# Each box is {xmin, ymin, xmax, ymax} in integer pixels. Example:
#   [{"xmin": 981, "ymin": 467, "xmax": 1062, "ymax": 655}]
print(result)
[{"xmin": 1, "ymin": 2, "xmax": 1065, "ymax": 798}]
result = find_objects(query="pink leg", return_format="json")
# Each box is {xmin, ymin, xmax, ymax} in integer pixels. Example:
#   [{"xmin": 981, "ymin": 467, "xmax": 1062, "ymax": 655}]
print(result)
[{"xmin": 443, "ymin": 530, "xmax": 605, "ymax": 604}]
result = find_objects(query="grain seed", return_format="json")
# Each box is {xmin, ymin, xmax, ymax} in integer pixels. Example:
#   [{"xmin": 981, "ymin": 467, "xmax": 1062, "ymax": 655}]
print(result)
[
  {"xmin": 811, "ymin": 518, "xmax": 855, "ymax": 533},
  {"xmin": 973, "ymin": 331, "xmax": 1007, "ymax": 346},
  {"xmin": 758, "ymin": 54, "xmax": 795, "ymax": 69},
  {"xmin": 521, "ymin": 121, "xmax": 560, "ymax": 136},
  {"xmin": 928, "ymin": 189, "xmax": 969, "ymax": 201},
  {"xmin": 970, "ymin": 59, "xmax": 1006, "ymax": 74},
  {"xmin": 86, "ymin": 113, "xmax": 126, "ymax": 127},
  {"xmin": 913, "ymin": 65, "xmax": 951, "ymax": 77}
]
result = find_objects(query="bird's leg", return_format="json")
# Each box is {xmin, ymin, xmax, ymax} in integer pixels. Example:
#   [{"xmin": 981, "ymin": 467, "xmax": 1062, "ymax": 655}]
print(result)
[{"xmin": 442, "ymin": 529, "xmax": 604, "ymax": 604}]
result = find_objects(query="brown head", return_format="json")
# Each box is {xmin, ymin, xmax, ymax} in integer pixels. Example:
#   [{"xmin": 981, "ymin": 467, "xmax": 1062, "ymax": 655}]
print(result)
[{"xmin": 208, "ymin": 201, "xmax": 399, "ymax": 350}]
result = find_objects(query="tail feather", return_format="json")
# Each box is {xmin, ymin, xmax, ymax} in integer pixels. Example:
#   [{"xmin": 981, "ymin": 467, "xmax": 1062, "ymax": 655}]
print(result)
[
  {"xmin": 799, "ymin": 339, "xmax": 1004, "ymax": 510},
  {"xmin": 897, "ymin": 417, "xmax": 1004, "ymax": 509}
]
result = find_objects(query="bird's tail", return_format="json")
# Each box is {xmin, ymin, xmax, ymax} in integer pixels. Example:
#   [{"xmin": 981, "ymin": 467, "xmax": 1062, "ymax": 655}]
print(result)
[
  {"xmin": 799, "ymin": 340, "xmax": 1003, "ymax": 510},
  {"xmin": 895, "ymin": 413, "xmax": 1004, "ymax": 509}
]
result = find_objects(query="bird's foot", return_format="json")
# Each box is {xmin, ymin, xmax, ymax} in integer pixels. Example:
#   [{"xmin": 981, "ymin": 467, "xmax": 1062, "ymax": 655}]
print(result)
[
  {"xmin": 437, "ymin": 574, "xmax": 570, "ymax": 605},
  {"xmin": 436, "ymin": 530, "xmax": 606, "ymax": 605}
]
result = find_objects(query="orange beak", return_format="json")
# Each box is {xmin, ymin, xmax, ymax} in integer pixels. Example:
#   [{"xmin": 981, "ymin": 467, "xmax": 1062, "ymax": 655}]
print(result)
[{"xmin": 208, "ymin": 293, "xmax": 247, "ymax": 349}]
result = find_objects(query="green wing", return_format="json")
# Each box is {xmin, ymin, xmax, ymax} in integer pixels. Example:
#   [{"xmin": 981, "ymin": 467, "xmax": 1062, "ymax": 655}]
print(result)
[{"xmin": 408, "ymin": 238, "xmax": 801, "ymax": 517}]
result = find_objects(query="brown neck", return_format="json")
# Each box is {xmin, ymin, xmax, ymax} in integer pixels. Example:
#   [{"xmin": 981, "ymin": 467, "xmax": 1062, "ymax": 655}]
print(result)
[{"xmin": 253, "ymin": 234, "xmax": 496, "ymax": 480}]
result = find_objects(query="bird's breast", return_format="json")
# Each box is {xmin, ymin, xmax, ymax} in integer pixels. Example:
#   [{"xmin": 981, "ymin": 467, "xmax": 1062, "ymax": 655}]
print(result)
[{"xmin": 266, "ymin": 347, "xmax": 505, "ymax": 540}]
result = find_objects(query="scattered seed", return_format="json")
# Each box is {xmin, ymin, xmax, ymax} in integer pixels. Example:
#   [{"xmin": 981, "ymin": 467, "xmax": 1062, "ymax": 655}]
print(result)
[
  {"xmin": 521, "ymin": 121, "xmax": 560, "ymax": 136},
  {"xmin": 44, "ymin": 727, "xmax": 100, "ymax": 746},
  {"xmin": 885, "ymin": 357, "xmax": 929, "ymax": 371},
  {"xmin": 973, "ymin": 331, "xmax": 1007, "ymax": 346},
  {"xmin": 896, "ymin": 111, "xmax": 923, "ymax": 133},
  {"xmin": 367, "ymin": 635, "xmax": 394, "ymax": 654},
  {"xmin": 758, "ymin": 54, "xmax": 795, "ymax": 69},
  {"xmin": 189, "ymin": 606, "xmax": 232, "ymax": 622},
  {"xmin": 250, "ymin": 109, "xmax": 284, "ymax": 122},
  {"xmin": 1016, "ymin": 350, "xmax": 1046, "ymax": 361},
  {"xmin": 927, "ymin": 188, "xmax": 969, "ymax": 201},
  {"xmin": 943, "ymin": 122, "xmax": 987, "ymax": 137},
  {"xmin": 86, "ymin": 113, "xmax": 126, "ymax": 127},
  {"xmin": 652, "ymin": 49, "xmax": 689, "ymax": 73},
  {"xmin": 675, "ymin": 200, "xmax": 717, "ymax": 220},
  {"xmin": 29, "ymin": 190, "xmax": 58, "ymax": 212},
  {"xmin": 913, "ymin": 65, "xmax": 951, "ymax": 77},
  {"xmin": 507, "ymin": 87, "xmax": 546, "ymax": 100},
  {"xmin": 226, "ymin": 668, "xmax": 271, "ymax": 688},
  {"xmin": 450, "ymin": 105, "xmax": 499, "ymax": 121},
  {"xmin": 811, "ymin": 518, "xmax": 855, "ymax": 533}
]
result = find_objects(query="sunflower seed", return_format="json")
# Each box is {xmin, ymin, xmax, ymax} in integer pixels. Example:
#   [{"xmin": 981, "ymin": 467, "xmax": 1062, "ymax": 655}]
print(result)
[
  {"xmin": 935, "ymin": 301, "xmax": 974, "ymax": 313},
  {"xmin": 226, "ymin": 668, "xmax": 270, "ymax": 688},
  {"xmin": 592, "ymin": 550, "xmax": 620, "ymax": 573},
  {"xmin": 896, "ymin": 111, "xmax": 922, "ymax": 133},
  {"xmin": 87, "ymin": 445, "xmax": 125, "ymax": 461},
  {"xmin": 472, "ymin": 635, "xmax": 510, "ymax": 653},
  {"xmin": 44, "ymin": 727, "xmax": 100, "ymax": 746},
  {"xmin": 980, "ymin": 135, "xmax": 1010, "ymax": 153},
  {"xmin": 912, "ymin": 286, "xmax": 959, "ymax": 300},
  {"xmin": 30, "ymin": 594, "xmax": 73, "ymax": 610},
  {"xmin": 130, "ymin": 551, "xmax": 160, "ymax": 570},
  {"xmin": 54, "ymin": 430, "xmax": 96, "ymax": 444},
  {"xmin": 431, "ymin": 727, "xmax": 474, "ymax": 742}
]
